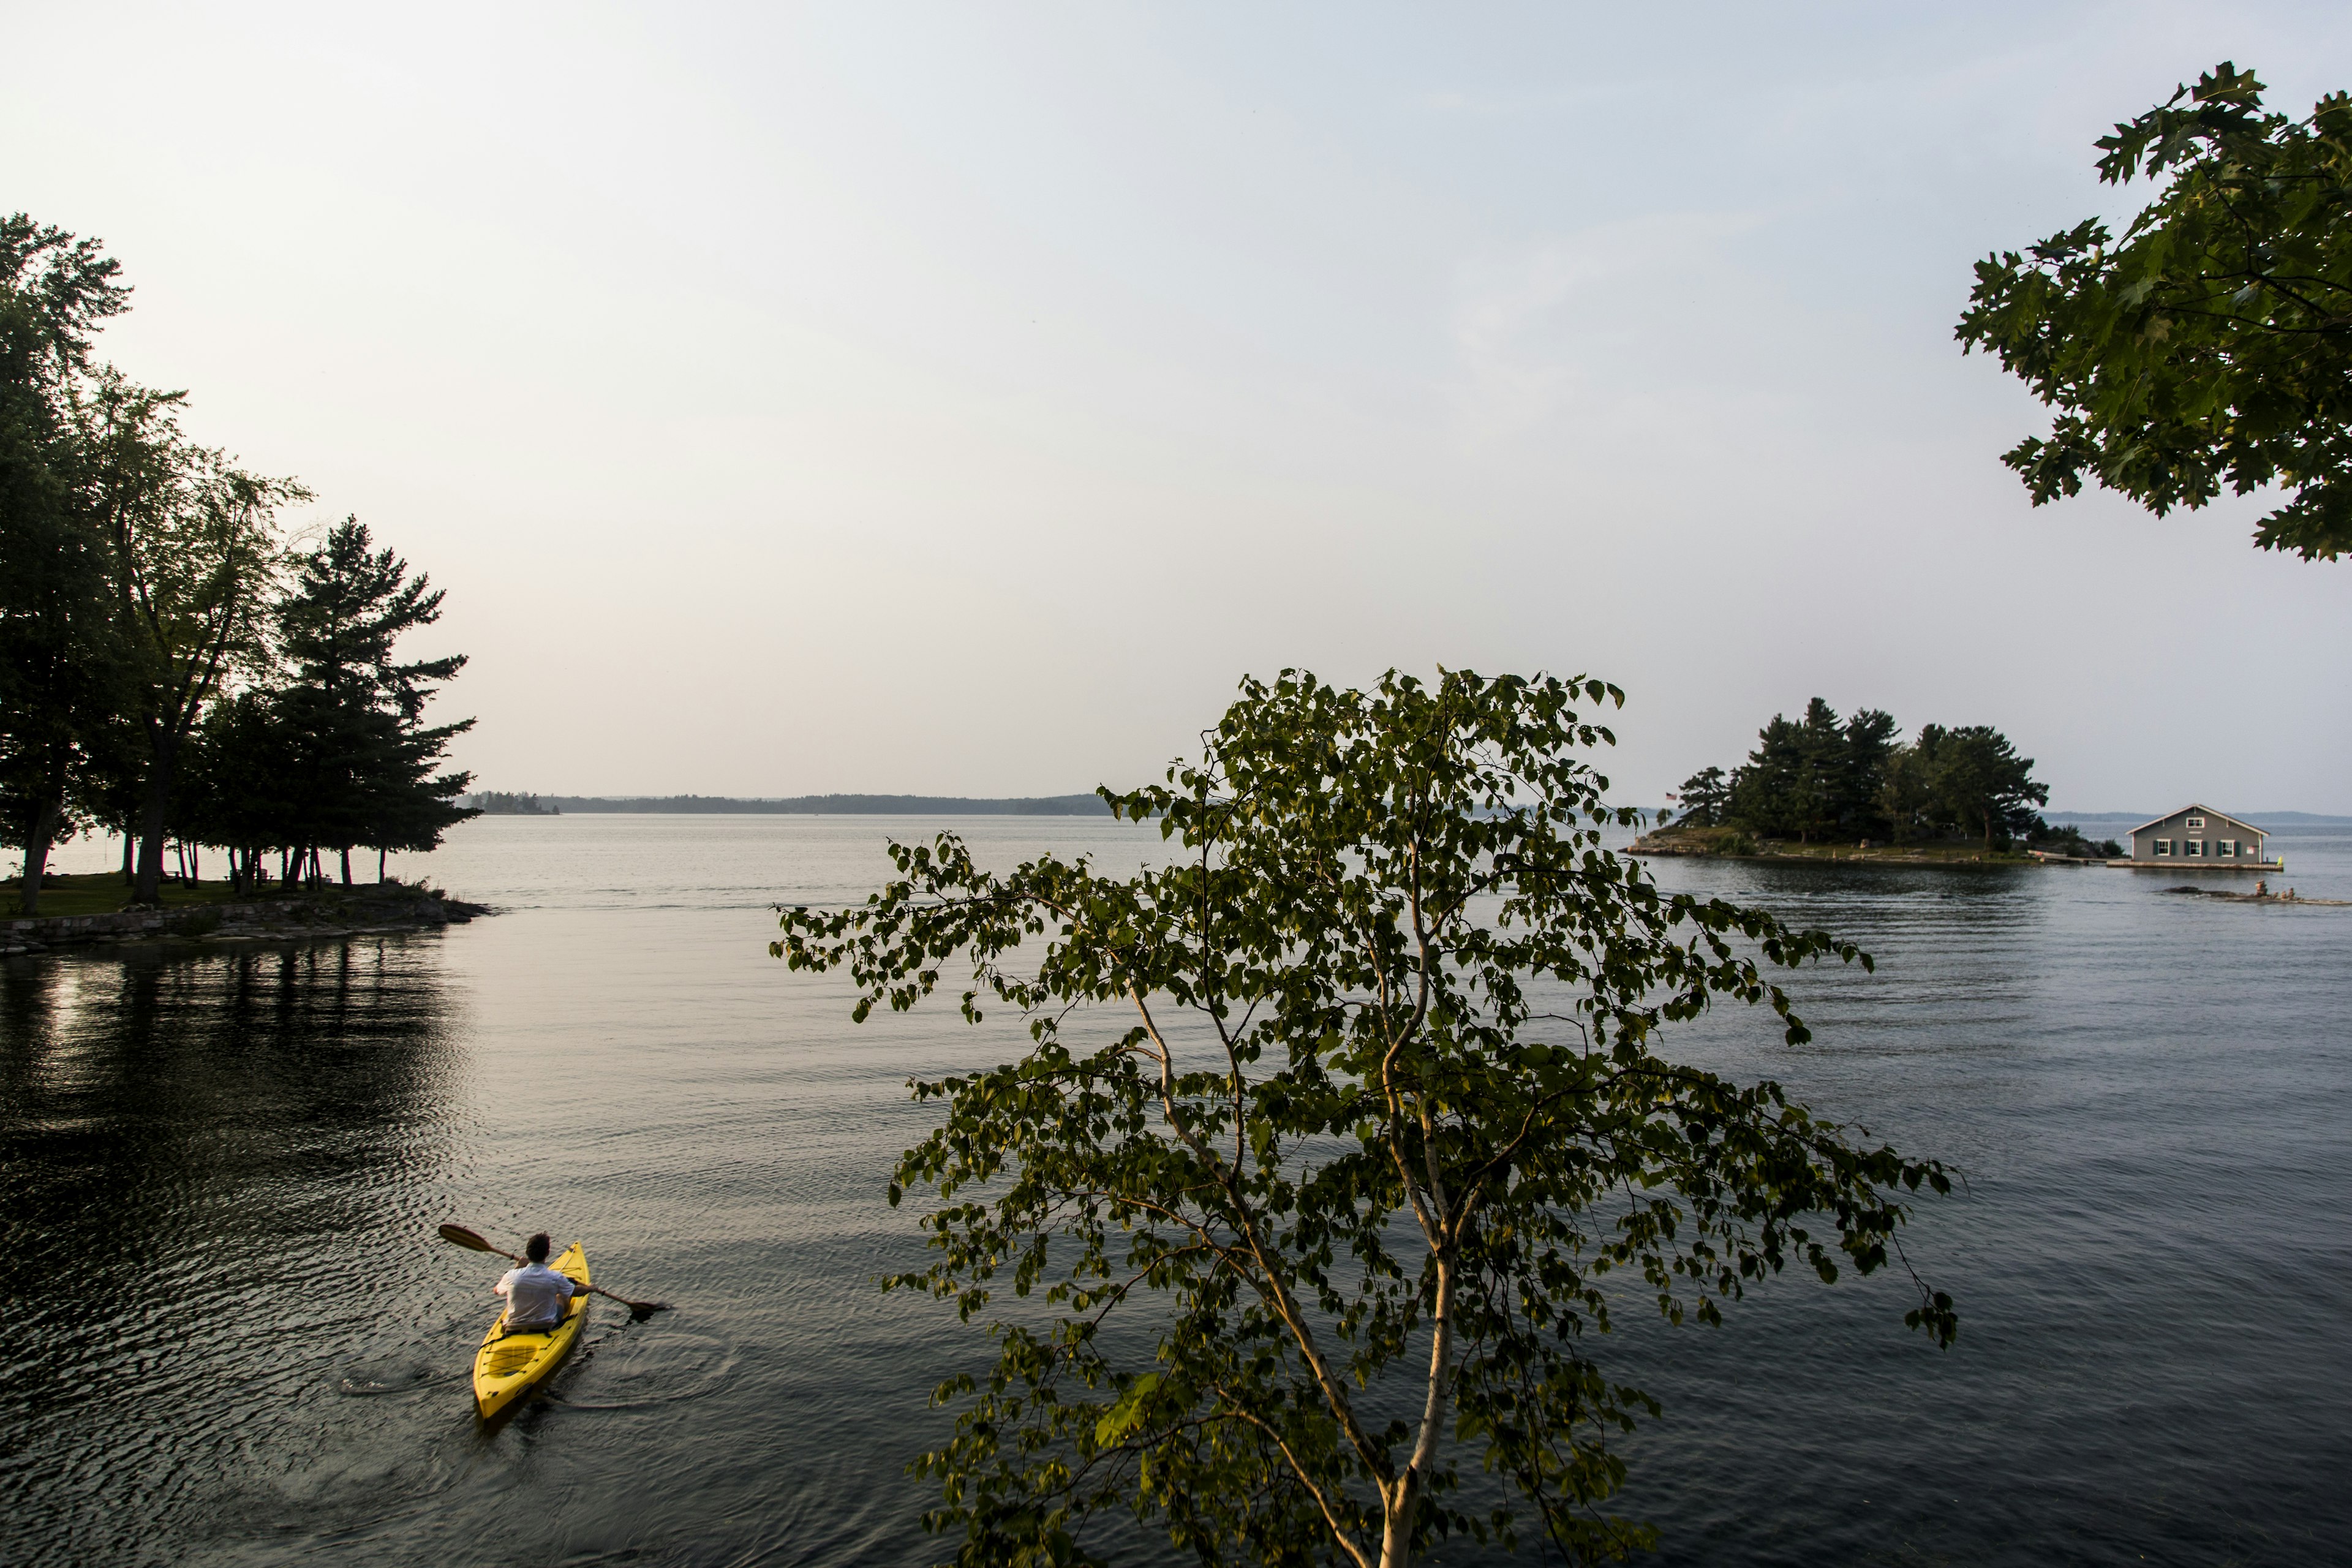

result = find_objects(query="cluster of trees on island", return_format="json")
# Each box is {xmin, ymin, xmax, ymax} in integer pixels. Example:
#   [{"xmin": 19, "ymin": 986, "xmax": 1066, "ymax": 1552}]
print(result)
[
  {"xmin": 0, "ymin": 216, "xmax": 474, "ymax": 915},
  {"xmin": 1668, "ymin": 698, "xmax": 2117, "ymax": 854},
  {"xmin": 467, "ymin": 791, "xmax": 558, "ymax": 816}
]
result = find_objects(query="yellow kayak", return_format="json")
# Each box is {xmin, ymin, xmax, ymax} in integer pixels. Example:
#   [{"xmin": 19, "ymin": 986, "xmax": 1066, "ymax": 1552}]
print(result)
[{"xmin": 473, "ymin": 1243, "xmax": 589, "ymax": 1419}]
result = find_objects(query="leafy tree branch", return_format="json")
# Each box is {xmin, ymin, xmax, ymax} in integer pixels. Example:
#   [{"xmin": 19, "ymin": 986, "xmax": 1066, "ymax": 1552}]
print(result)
[{"xmin": 1958, "ymin": 63, "xmax": 2352, "ymax": 559}]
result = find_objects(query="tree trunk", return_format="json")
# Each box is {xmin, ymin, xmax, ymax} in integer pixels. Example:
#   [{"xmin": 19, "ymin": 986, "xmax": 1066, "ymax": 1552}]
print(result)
[
  {"xmin": 339, "ymin": 846, "xmax": 352, "ymax": 886},
  {"xmin": 135, "ymin": 792, "xmax": 167, "ymax": 902},
  {"xmin": 377, "ymin": 846, "xmax": 386, "ymax": 884},
  {"xmin": 19, "ymin": 799, "xmax": 61, "ymax": 918},
  {"xmin": 134, "ymin": 734, "xmax": 178, "ymax": 904},
  {"xmin": 1378, "ymin": 1254, "xmax": 1457, "ymax": 1568},
  {"xmin": 121, "ymin": 830, "xmax": 134, "ymax": 886}
]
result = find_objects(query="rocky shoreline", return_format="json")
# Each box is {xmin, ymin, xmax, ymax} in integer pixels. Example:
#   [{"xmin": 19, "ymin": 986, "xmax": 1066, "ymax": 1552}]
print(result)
[
  {"xmin": 1627, "ymin": 825, "xmax": 2102, "ymax": 866},
  {"xmin": 1, "ymin": 884, "xmax": 492, "ymax": 957}
]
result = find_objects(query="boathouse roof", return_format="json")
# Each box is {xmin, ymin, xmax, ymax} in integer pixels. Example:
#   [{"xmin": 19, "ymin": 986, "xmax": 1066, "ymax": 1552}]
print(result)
[{"xmin": 2125, "ymin": 804, "xmax": 2263, "ymax": 839}]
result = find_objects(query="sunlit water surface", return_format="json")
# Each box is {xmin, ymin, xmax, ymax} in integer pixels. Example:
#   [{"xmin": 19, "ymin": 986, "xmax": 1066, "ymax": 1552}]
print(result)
[{"xmin": 4, "ymin": 816, "xmax": 2348, "ymax": 1566}]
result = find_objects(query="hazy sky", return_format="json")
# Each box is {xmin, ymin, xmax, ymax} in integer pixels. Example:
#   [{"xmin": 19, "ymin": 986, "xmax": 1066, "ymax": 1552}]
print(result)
[{"xmin": 9, "ymin": 2, "xmax": 2350, "ymax": 810}]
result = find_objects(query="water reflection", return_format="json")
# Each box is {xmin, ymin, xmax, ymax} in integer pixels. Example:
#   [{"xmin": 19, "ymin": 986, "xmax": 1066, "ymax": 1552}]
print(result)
[
  {"xmin": 0, "ymin": 940, "xmax": 467, "ymax": 1567},
  {"xmin": 4, "ymin": 818, "xmax": 2349, "ymax": 1568}
]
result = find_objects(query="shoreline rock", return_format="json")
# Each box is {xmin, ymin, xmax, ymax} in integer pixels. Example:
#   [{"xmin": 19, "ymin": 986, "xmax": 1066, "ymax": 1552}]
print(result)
[
  {"xmin": 1627, "ymin": 826, "xmax": 2091, "ymax": 866},
  {"xmin": 0, "ymin": 886, "xmax": 493, "ymax": 957},
  {"xmin": 2163, "ymin": 884, "xmax": 2348, "ymax": 907}
]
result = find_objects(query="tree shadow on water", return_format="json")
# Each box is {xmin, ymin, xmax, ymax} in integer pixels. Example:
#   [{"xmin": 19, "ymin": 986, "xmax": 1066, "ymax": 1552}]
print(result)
[{"xmin": 0, "ymin": 940, "xmax": 473, "ymax": 1566}]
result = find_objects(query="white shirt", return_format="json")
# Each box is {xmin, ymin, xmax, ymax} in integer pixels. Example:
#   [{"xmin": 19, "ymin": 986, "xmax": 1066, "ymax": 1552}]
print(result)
[{"xmin": 495, "ymin": 1262, "xmax": 579, "ymax": 1328}]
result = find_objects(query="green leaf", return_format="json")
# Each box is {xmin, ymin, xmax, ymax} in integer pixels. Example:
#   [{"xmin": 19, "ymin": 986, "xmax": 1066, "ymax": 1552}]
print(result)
[{"xmin": 1093, "ymin": 1371, "xmax": 1159, "ymax": 1449}]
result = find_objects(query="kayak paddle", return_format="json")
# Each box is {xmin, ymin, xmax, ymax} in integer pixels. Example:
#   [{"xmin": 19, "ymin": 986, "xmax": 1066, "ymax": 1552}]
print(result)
[{"xmin": 438, "ymin": 1223, "xmax": 672, "ymax": 1319}]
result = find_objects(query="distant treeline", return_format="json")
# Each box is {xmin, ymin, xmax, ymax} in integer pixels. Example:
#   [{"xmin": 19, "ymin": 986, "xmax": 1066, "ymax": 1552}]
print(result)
[
  {"xmin": 467, "ymin": 792, "xmax": 556, "ymax": 815},
  {"xmin": 514, "ymin": 793, "xmax": 1114, "ymax": 816}
]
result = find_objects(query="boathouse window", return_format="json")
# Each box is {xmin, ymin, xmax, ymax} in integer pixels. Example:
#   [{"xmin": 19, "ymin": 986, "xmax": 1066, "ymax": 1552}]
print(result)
[
  {"xmin": 2187, "ymin": 815, "xmax": 2205, "ymax": 828},
  {"xmin": 2154, "ymin": 840, "xmax": 2172, "ymax": 856},
  {"xmin": 2217, "ymin": 839, "xmax": 2236, "ymax": 857},
  {"xmin": 2185, "ymin": 839, "xmax": 2204, "ymax": 857}
]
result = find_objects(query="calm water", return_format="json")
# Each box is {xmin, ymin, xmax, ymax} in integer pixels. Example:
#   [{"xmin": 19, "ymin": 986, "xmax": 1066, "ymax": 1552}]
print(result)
[{"xmin": 4, "ymin": 816, "xmax": 2348, "ymax": 1567}]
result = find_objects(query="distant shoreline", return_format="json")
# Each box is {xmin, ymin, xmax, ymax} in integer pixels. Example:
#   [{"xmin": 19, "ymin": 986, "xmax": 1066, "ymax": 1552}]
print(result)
[
  {"xmin": 469, "ymin": 799, "xmax": 2352, "ymax": 825},
  {"xmin": 479, "ymin": 793, "xmax": 1114, "ymax": 817},
  {"xmin": 2047, "ymin": 810, "xmax": 2352, "ymax": 827}
]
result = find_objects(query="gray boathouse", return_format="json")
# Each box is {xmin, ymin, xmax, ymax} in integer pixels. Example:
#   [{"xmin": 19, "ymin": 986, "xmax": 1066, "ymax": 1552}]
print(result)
[{"xmin": 2114, "ymin": 805, "xmax": 2278, "ymax": 870}]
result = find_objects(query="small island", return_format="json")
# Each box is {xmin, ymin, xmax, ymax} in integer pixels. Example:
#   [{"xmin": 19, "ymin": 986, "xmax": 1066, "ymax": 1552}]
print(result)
[
  {"xmin": 1635, "ymin": 698, "xmax": 2121, "ymax": 865},
  {"xmin": 1630, "ymin": 823, "xmax": 2112, "ymax": 865},
  {"xmin": 466, "ymin": 791, "xmax": 560, "ymax": 815}
]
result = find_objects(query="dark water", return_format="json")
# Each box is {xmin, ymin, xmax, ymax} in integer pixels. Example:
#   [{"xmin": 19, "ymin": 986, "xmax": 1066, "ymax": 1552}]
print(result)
[{"xmin": 4, "ymin": 817, "xmax": 2348, "ymax": 1567}]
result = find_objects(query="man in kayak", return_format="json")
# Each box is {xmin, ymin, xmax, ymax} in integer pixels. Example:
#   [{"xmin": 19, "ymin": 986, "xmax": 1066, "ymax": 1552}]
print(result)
[{"xmin": 494, "ymin": 1233, "xmax": 587, "ymax": 1333}]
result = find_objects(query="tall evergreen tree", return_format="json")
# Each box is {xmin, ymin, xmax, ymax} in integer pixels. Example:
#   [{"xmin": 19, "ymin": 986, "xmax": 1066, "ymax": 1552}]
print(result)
[
  {"xmin": 1788, "ymin": 698, "xmax": 1848, "ymax": 840},
  {"xmin": 1874, "ymin": 728, "xmax": 1943, "ymax": 843},
  {"xmin": 1839, "ymin": 707, "xmax": 1901, "ymax": 839},
  {"xmin": 1931, "ymin": 726, "xmax": 2048, "ymax": 850},
  {"xmin": 1728, "ymin": 699, "xmax": 1850, "ymax": 842},
  {"xmin": 1727, "ymin": 714, "xmax": 1800, "ymax": 838},
  {"xmin": 1669, "ymin": 764, "xmax": 1730, "ymax": 826},
  {"xmin": 272, "ymin": 518, "xmax": 475, "ymax": 881}
]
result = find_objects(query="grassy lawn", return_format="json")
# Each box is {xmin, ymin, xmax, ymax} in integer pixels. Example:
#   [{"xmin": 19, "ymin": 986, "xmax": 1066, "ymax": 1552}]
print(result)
[{"xmin": 9, "ymin": 872, "xmax": 257, "ymax": 920}]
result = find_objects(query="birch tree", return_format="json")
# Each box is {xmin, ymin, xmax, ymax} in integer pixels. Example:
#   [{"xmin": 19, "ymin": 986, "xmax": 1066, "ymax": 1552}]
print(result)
[{"xmin": 777, "ymin": 669, "xmax": 1956, "ymax": 1567}]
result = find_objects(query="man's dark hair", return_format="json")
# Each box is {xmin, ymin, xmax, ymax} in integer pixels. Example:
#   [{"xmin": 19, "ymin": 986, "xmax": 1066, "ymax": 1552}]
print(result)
[{"xmin": 526, "ymin": 1232, "xmax": 551, "ymax": 1264}]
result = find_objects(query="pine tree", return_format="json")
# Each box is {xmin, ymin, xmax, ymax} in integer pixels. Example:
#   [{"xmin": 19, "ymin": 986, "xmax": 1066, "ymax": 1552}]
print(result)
[
  {"xmin": 1728, "ymin": 699, "xmax": 1847, "ymax": 842},
  {"xmin": 1929, "ymin": 726, "xmax": 2048, "ymax": 850},
  {"xmin": 1839, "ymin": 708, "xmax": 1900, "ymax": 839},
  {"xmin": 1670, "ymin": 765, "xmax": 1730, "ymax": 826},
  {"xmin": 1875, "ymin": 728, "xmax": 1942, "ymax": 843},
  {"xmin": 272, "ymin": 518, "xmax": 476, "ymax": 881}
]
